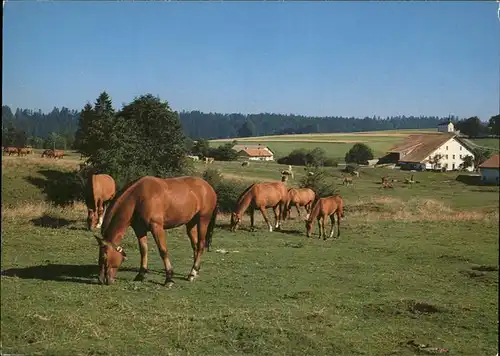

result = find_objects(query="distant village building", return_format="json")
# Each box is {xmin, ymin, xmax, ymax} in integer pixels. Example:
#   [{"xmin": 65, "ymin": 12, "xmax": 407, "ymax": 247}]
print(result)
[
  {"xmin": 233, "ymin": 144, "xmax": 274, "ymax": 161},
  {"xmin": 479, "ymin": 154, "xmax": 499, "ymax": 184},
  {"xmin": 437, "ymin": 120, "xmax": 455, "ymax": 133},
  {"xmin": 386, "ymin": 133, "xmax": 475, "ymax": 171}
]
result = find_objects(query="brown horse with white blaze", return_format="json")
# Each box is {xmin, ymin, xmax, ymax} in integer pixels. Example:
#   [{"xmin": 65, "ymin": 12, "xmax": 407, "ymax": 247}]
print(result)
[
  {"xmin": 85, "ymin": 174, "xmax": 116, "ymax": 230},
  {"xmin": 230, "ymin": 181, "xmax": 288, "ymax": 232},
  {"xmin": 284, "ymin": 187, "xmax": 316, "ymax": 220},
  {"xmin": 305, "ymin": 195, "xmax": 344, "ymax": 240},
  {"xmin": 94, "ymin": 176, "xmax": 218, "ymax": 287}
]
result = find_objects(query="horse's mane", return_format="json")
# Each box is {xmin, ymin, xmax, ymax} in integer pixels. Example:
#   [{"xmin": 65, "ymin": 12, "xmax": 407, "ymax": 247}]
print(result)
[
  {"xmin": 236, "ymin": 183, "xmax": 256, "ymax": 205},
  {"xmin": 100, "ymin": 176, "xmax": 145, "ymax": 235}
]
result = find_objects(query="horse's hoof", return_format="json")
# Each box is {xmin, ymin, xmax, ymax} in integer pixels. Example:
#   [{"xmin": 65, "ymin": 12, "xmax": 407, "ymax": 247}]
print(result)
[
  {"xmin": 187, "ymin": 274, "xmax": 197, "ymax": 282},
  {"xmin": 164, "ymin": 280, "xmax": 175, "ymax": 288}
]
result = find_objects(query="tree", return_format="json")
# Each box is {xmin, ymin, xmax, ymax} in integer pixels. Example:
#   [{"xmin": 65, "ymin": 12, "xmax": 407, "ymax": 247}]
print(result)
[
  {"xmin": 429, "ymin": 154, "xmax": 443, "ymax": 170},
  {"xmin": 209, "ymin": 142, "xmax": 238, "ymax": 161},
  {"xmin": 472, "ymin": 148, "xmax": 492, "ymax": 171},
  {"xmin": 460, "ymin": 155, "xmax": 474, "ymax": 170},
  {"xmin": 91, "ymin": 94, "xmax": 190, "ymax": 187},
  {"xmin": 455, "ymin": 117, "xmax": 484, "ymax": 138},
  {"xmin": 3, "ymin": 125, "xmax": 27, "ymax": 147},
  {"xmin": 488, "ymin": 115, "xmax": 500, "ymax": 136},
  {"xmin": 192, "ymin": 139, "xmax": 210, "ymax": 157},
  {"xmin": 237, "ymin": 120, "xmax": 255, "ymax": 138},
  {"xmin": 344, "ymin": 143, "xmax": 374, "ymax": 165}
]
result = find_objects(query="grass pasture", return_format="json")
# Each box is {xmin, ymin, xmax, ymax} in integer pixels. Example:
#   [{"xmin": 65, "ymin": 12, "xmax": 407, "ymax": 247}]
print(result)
[
  {"xmin": 1, "ymin": 151, "xmax": 499, "ymax": 355},
  {"xmin": 210, "ymin": 129, "xmax": 441, "ymax": 161}
]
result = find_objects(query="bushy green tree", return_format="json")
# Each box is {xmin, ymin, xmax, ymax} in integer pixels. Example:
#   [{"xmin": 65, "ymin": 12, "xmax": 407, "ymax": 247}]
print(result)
[
  {"xmin": 488, "ymin": 115, "xmax": 500, "ymax": 136},
  {"xmin": 90, "ymin": 94, "xmax": 190, "ymax": 187},
  {"xmin": 344, "ymin": 143, "xmax": 374, "ymax": 165},
  {"xmin": 192, "ymin": 138, "xmax": 210, "ymax": 157}
]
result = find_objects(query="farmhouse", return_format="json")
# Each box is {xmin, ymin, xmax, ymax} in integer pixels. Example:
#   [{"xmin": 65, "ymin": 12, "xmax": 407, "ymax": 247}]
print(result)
[
  {"xmin": 234, "ymin": 144, "xmax": 274, "ymax": 161},
  {"xmin": 478, "ymin": 154, "xmax": 500, "ymax": 184},
  {"xmin": 387, "ymin": 133, "xmax": 475, "ymax": 171}
]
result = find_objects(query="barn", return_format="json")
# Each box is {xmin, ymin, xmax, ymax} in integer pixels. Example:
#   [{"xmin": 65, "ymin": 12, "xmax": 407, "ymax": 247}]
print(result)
[{"xmin": 479, "ymin": 154, "xmax": 500, "ymax": 185}]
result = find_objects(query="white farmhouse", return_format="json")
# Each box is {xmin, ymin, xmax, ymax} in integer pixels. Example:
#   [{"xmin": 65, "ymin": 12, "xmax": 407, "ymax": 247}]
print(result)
[
  {"xmin": 437, "ymin": 120, "xmax": 455, "ymax": 133},
  {"xmin": 387, "ymin": 133, "xmax": 475, "ymax": 171},
  {"xmin": 478, "ymin": 154, "xmax": 499, "ymax": 184}
]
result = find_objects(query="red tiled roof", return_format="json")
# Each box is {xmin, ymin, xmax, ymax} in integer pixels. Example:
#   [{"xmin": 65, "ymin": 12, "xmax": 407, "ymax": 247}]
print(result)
[
  {"xmin": 238, "ymin": 147, "xmax": 273, "ymax": 157},
  {"xmin": 479, "ymin": 154, "xmax": 500, "ymax": 169}
]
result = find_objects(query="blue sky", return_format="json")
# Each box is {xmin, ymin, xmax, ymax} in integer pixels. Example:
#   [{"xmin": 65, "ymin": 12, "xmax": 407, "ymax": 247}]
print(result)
[{"xmin": 3, "ymin": 1, "xmax": 500, "ymax": 120}]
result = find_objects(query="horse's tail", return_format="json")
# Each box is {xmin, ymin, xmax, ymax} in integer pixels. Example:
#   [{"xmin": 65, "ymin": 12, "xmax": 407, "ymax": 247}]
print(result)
[{"xmin": 205, "ymin": 202, "xmax": 219, "ymax": 252}]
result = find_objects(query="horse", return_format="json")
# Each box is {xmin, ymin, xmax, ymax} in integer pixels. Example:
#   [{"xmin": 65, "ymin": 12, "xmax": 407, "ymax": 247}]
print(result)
[
  {"xmin": 342, "ymin": 175, "xmax": 353, "ymax": 186},
  {"xmin": 230, "ymin": 181, "xmax": 288, "ymax": 232},
  {"xmin": 305, "ymin": 195, "xmax": 344, "ymax": 240},
  {"xmin": 52, "ymin": 150, "xmax": 65, "ymax": 159},
  {"xmin": 41, "ymin": 149, "xmax": 53, "ymax": 158},
  {"xmin": 94, "ymin": 176, "xmax": 218, "ymax": 287},
  {"xmin": 17, "ymin": 147, "xmax": 30, "ymax": 156},
  {"xmin": 241, "ymin": 161, "xmax": 249, "ymax": 167},
  {"xmin": 85, "ymin": 174, "xmax": 116, "ymax": 230},
  {"xmin": 3, "ymin": 147, "xmax": 18, "ymax": 156},
  {"xmin": 284, "ymin": 187, "xmax": 316, "ymax": 220}
]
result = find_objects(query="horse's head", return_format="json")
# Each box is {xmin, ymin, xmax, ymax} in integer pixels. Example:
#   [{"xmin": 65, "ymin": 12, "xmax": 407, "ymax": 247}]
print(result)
[
  {"xmin": 87, "ymin": 209, "xmax": 98, "ymax": 230},
  {"xmin": 230, "ymin": 212, "xmax": 241, "ymax": 232},
  {"xmin": 94, "ymin": 235, "xmax": 127, "ymax": 285},
  {"xmin": 305, "ymin": 219, "xmax": 314, "ymax": 237}
]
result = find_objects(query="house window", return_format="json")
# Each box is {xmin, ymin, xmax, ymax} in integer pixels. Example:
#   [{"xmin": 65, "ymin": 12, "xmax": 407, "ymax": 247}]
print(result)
[
  {"xmin": 452, "ymin": 155, "xmax": 455, "ymax": 159},
  {"xmin": 446, "ymin": 146, "xmax": 448, "ymax": 150},
  {"xmin": 459, "ymin": 154, "xmax": 462, "ymax": 159},
  {"xmin": 445, "ymin": 154, "xmax": 448, "ymax": 159},
  {"xmin": 460, "ymin": 146, "xmax": 462, "ymax": 151}
]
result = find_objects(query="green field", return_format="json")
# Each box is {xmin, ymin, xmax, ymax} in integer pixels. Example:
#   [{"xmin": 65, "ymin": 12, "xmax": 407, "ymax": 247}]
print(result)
[
  {"xmin": 1, "ymin": 151, "xmax": 499, "ymax": 355},
  {"xmin": 470, "ymin": 138, "xmax": 500, "ymax": 152},
  {"xmin": 210, "ymin": 129, "xmax": 442, "ymax": 160}
]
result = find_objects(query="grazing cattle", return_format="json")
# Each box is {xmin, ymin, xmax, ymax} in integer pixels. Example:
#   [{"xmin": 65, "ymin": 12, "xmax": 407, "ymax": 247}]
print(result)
[
  {"xmin": 305, "ymin": 195, "xmax": 344, "ymax": 240},
  {"xmin": 230, "ymin": 181, "xmax": 288, "ymax": 232},
  {"xmin": 342, "ymin": 175, "xmax": 353, "ymax": 186},
  {"xmin": 4, "ymin": 147, "xmax": 18, "ymax": 156},
  {"xmin": 241, "ymin": 161, "xmax": 249, "ymax": 167},
  {"xmin": 187, "ymin": 155, "xmax": 199, "ymax": 161},
  {"xmin": 284, "ymin": 188, "xmax": 316, "ymax": 220},
  {"xmin": 94, "ymin": 176, "xmax": 218, "ymax": 287},
  {"xmin": 352, "ymin": 171, "xmax": 360, "ymax": 177},
  {"xmin": 308, "ymin": 171, "xmax": 315, "ymax": 176},
  {"xmin": 204, "ymin": 157, "xmax": 215, "ymax": 164},
  {"xmin": 85, "ymin": 174, "xmax": 116, "ymax": 230}
]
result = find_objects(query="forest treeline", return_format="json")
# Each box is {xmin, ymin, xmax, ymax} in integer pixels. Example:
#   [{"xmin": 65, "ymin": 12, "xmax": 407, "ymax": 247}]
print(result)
[{"xmin": 2, "ymin": 102, "xmax": 498, "ymax": 150}]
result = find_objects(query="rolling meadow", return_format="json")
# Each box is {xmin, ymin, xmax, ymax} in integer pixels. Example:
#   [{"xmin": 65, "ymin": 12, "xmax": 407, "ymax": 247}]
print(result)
[{"xmin": 1, "ymin": 132, "xmax": 499, "ymax": 355}]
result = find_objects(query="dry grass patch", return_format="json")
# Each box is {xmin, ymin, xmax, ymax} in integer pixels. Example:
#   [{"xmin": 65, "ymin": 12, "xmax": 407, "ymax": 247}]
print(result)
[
  {"xmin": 2, "ymin": 156, "xmax": 81, "ymax": 171},
  {"xmin": 1, "ymin": 201, "xmax": 87, "ymax": 220},
  {"xmin": 346, "ymin": 196, "xmax": 497, "ymax": 223}
]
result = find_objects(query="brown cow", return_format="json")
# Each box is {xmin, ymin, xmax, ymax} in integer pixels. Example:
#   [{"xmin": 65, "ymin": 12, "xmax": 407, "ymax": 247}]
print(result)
[
  {"xmin": 85, "ymin": 174, "xmax": 116, "ymax": 230},
  {"xmin": 94, "ymin": 176, "xmax": 218, "ymax": 286}
]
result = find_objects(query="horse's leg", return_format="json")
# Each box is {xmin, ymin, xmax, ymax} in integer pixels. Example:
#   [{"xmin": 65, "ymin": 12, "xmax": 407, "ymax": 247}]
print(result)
[
  {"xmin": 150, "ymin": 222, "xmax": 174, "ymax": 287},
  {"xmin": 259, "ymin": 206, "xmax": 273, "ymax": 232},
  {"xmin": 328, "ymin": 215, "xmax": 336, "ymax": 240},
  {"xmin": 250, "ymin": 206, "xmax": 255, "ymax": 231},
  {"xmin": 337, "ymin": 211, "xmax": 341, "ymax": 238},
  {"xmin": 189, "ymin": 215, "xmax": 211, "ymax": 281},
  {"xmin": 185, "ymin": 220, "xmax": 200, "ymax": 281},
  {"xmin": 272, "ymin": 205, "xmax": 280, "ymax": 230},
  {"xmin": 96, "ymin": 199, "xmax": 104, "ymax": 229},
  {"xmin": 317, "ymin": 217, "xmax": 323, "ymax": 239},
  {"xmin": 295, "ymin": 204, "xmax": 301, "ymax": 218},
  {"xmin": 132, "ymin": 223, "xmax": 149, "ymax": 281}
]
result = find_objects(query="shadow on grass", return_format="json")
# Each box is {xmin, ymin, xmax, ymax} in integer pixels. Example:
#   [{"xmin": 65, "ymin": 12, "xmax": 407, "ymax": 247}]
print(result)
[
  {"xmin": 1, "ymin": 264, "xmax": 191, "ymax": 284},
  {"xmin": 30, "ymin": 214, "xmax": 76, "ymax": 229},
  {"xmin": 25, "ymin": 169, "xmax": 85, "ymax": 206},
  {"xmin": 455, "ymin": 174, "xmax": 483, "ymax": 186}
]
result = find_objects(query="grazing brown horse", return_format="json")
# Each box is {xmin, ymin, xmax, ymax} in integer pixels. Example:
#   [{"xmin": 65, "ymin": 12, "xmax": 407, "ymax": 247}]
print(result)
[
  {"xmin": 230, "ymin": 181, "xmax": 288, "ymax": 232},
  {"xmin": 284, "ymin": 187, "xmax": 316, "ymax": 220},
  {"xmin": 4, "ymin": 147, "xmax": 18, "ymax": 156},
  {"xmin": 94, "ymin": 176, "xmax": 218, "ymax": 287},
  {"xmin": 41, "ymin": 149, "xmax": 53, "ymax": 158},
  {"xmin": 85, "ymin": 174, "xmax": 116, "ymax": 230},
  {"xmin": 52, "ymin": 150, "xmax": 65, "ymax": 159},
  {"xmin": 305, "ymin": 195, "xmax": 344, "ymax": 240},
  {"xmin": 17, "ymin": 147, "xmax": 30, "ymax": 156}
]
